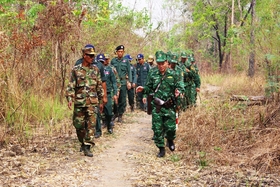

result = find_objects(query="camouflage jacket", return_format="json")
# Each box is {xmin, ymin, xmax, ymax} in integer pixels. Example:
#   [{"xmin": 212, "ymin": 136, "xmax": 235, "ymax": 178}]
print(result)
[
  {"xmin": 65, "ymin": 63, "xmax": 104, "ymax": 107},
  {"xmin": 144, "ymin": 68, "xmax": 184, "ymax": 101}
]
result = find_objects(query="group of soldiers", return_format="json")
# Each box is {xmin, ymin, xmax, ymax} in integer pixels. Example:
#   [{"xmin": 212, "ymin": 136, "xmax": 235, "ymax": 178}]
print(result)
[{"xmin": 65, "ymin": 44, "xmax": 200, "ymax": 157}]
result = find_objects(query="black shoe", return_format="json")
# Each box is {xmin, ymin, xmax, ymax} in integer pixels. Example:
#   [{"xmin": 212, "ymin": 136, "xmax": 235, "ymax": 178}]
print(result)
[
  {"xmin": 110, "ymin": 121, "xmax": 115, "ymax": 127},
  {"xmin": 117, "ymin": 115, "xmax": 123, "ymax": 123},
  {"xmin": 81, "ymin": 144, "xmax": 93, "ymax": 157},
  {"xmin": 157, "ymin": 147, "xmax": 165, "ymax": 157},
  {"xmin": 94, "ymin": 134, "xmax": 101, "ymax": 138},
  {"xmin": 108, "ymin": 128, "xmax": 113, "ymax": 134},
  {"xmin": 112, "ymin": 114, "xmax": 118, "ymax": 121},
  {"xmin": 168, "ymin": 140, "xmax": 175, "ymax": 151}
]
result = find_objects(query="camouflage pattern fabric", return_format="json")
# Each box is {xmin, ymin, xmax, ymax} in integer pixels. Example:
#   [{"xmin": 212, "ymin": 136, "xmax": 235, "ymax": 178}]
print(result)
[
  {"xmin": 66, "ymin": 63, "xmax": 103, "ymax": 144},
  {"xmin": 144, "ymin": 68, "xmax": 184, "ymax": 148}
]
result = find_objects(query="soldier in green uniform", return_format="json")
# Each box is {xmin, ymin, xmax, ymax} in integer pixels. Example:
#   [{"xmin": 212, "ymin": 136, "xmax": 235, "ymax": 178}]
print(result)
[
  {"xmin": 136, "ymin": 51, "xmax": 184, "ymax": 158},
  {"xmin": 110, "ymin": 45, "xmax": 132, "ymax": 122},
  {"xmin": 66, "ymin": 44, "xmax": 104, "ymax": 157},
  {"xmin": 136, "ymin": 53, "xmax": 150, "ymax": 111},
  {"xmin": 178, "ymin": 52, "xmax": 196, "ymax": 109},
  {"xmin": 124, "ymin": 54, "xmax": 137, "ymax": 112},
  {"xmin": 187, "ymin": 54, "xmax": 201, "ymax": 106},
  {"xmin": 167, "ymin": 52, "xmax": 185, "ymax": 113},
  {"xmin": 97, "ymin": 53, "xmax": 118, "ymax": 134}
]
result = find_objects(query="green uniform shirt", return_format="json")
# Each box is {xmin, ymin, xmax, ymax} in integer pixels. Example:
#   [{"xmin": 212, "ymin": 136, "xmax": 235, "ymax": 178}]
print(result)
[
  {"xmin": 104, "ymin": 65, "xmax": 118, "ymax": 95},
  {"xmin": 110, "ymin": 57, "xmax": 132, "ymax": 86}
]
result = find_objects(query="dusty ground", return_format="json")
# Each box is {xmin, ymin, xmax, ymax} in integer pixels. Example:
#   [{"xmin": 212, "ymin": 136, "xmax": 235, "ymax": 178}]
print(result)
[{"xmin": 1, "ymin": 85, "xmax": 280, "ymax": 186}]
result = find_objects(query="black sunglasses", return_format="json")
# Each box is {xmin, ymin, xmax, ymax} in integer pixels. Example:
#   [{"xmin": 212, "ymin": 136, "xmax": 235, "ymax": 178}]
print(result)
[{"xmin": 86, "ymin": 54, "xmax": 95, "ymax": 58}]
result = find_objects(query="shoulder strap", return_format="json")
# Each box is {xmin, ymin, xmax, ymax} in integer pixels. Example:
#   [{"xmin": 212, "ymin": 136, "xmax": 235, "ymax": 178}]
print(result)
[{"xmin": 154, "ymin": 73, "xmax": 167, "ymax": 93}]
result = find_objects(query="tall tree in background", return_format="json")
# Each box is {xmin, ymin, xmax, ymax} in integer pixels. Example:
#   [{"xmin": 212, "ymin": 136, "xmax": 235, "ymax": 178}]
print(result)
[{"xmin": 248, "ymin": 0, "xmax": 255, "ymax": 77}]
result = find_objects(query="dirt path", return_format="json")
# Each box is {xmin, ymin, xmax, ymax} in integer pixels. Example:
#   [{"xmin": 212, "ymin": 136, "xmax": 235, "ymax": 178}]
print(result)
[{"xmin": 0, "ymin": 110, "xmax": 153, "ymax": 187}]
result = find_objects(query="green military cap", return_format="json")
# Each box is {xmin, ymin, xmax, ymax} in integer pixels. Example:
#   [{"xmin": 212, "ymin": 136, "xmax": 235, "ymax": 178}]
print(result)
[
  {"xmin": 155, "ymin": 51, "xmax": 167, "ymax": 62},
  {"xmin": 170, "ymin": 52, "xmax": 179, "ymax": 64},
  {"xmin": 188, "ymin": 54, "xmax": 195, "ymax": 62},
  {"xmin": 181, "ymin": 52, "xmax": 187, "ymax": 58}
]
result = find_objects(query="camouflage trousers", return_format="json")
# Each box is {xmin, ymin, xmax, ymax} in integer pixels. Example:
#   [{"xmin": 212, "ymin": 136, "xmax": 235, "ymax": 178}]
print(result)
[
  {"xmin": 73, "ymin": 106, "xmax": 97, "ymax": 145},
  {"xmin": 152, "ymin": 106, "xmax": 176, "ymax": 148},
  {"xmin": 184, "ymin": 83, "xmax": 196, "ymax": 107}
]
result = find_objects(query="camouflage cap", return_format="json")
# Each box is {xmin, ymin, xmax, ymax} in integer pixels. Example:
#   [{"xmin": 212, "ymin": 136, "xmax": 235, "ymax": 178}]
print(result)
[
  {"xmin": 155, "ymin": 51, "xmax": 167, "ymax": 63},
  {"xmin": 104, "ymin": 53, "xmax": 110, "ymax": 59},
  {"xmin": 181, "ymin": 52, "xmax": 187, "ymax": 58},
  {"xmin": 169, "ymin": 52, "xmax": 179, "ymax": 64},
  {"xmin": 147, "ymin": 55, "xmax": 154, "ymax": 62},
  {"xmin": 82, "ymin": 44, "xmax": 96, "ymax": 55},
  {"xmin": 188, "ymin": 54, "xmax": 195, "ymax": 62}
]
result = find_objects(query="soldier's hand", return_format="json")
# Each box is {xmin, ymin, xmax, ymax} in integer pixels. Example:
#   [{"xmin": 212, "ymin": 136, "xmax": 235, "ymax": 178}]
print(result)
[
  {"xmin": 196, "ymin": 88, "xmax": 200, "ymax": 92},
  {"xmin": 127, "ymin": 82, "xmax": 132, "ymax": 90},
  {"xmin": 103, "ymin": 96, "xmax": 108, "ymax": 105},
  {"xmin": 68, "ymin": 101, "xmax": 72, "ymax": 110},
  {"xmin": 136, "ymin": 86, "xmax": 144, "ymax": 93},
  {"xmin": 185, "ymin": 68, "xmax": 190, "ymax": 72},
  {"xmin": 132, "ymin": 83, "xmax": 136, "ymax": 88},
  {"xmin": 99, "ymin": 104, "xmax": 104, "ymax": 113},
  {"xmin": 175, "ymin": 89, "xmax": 180, "ymax": 97},
  {"xmin": 113, "ymin": 95, "xmax": 118, "ymax": 104},
  {"xmin": 143, "ymin": 98, "xmax": 147, "ymax": 104}
]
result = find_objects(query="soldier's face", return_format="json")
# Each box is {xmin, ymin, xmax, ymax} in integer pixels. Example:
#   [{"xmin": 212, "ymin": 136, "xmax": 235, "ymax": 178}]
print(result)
[
  {"xmin": 116, "ymin": 50, "xmax": 124, "ymax": 58},
  {"xmin": 157, "ymin": 61, "xmax": 168, "ymax": 74},
  {"xmin": 138, "ymin": 58, "xmax": 144, "ymax": 65},
  {"xmin": 181, "ymin": 57, "xmax": 186, "ymax": 63}
]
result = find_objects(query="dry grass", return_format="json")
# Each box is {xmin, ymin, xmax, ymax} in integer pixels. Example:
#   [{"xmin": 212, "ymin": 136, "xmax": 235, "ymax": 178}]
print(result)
[{"xmin": 177, "ymin": 72, "xmax": 280, "ymax": 174}]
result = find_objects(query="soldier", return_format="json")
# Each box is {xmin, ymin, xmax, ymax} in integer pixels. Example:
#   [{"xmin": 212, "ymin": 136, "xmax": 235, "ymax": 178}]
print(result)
[
  {"xmin": 136, "ymin": 51, "xmax": 184, "ymax": 158},
  {"xmin": 110, "ymin": 45, "xmax": 132, "ymax": 122},
  {"xmin": 65, "ymin": 44, "xmax": 104, "ymax": 157},
  {"xmin": 147, "ymin": 55, "xmax": 156, "ymax": 68},
  {"xmin": 97, "ymin": 53, "xmax": 118, "ymax": 134},
  {"xmin": 167, "ymin": 52, "xmax": 184, "ymax": 114},
  {"xmin": 74, "ymin": 45, "xmax": 107, "ymax": 138},
  {"xmin": 124, "ymin": 54, "xmax": 137, "ymax": 112},
  {"xmin": 187, "ymin": 54, "xmax": 201, "ymax": 106},
  {"xmin": 178, "ymin": 52, "xmax": 197, "ymax": 110},
  {"xmin": 136, "ymin": 53, "xmax": 150, "ymax": 111}
]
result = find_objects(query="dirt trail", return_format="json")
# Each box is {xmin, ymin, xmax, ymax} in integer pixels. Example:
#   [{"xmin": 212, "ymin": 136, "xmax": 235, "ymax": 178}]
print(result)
[{"xmin": 0, "ymin": 110, "xmax": 153, "ymax": 187}]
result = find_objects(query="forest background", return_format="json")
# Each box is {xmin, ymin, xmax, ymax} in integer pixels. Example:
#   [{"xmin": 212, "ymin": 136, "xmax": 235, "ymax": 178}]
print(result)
[{"xmin": 0, "ymin": 0, "xmax": 280, "ymax": 176}]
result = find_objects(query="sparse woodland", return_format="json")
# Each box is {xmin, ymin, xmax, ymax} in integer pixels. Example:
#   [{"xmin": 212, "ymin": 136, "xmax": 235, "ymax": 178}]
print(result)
[{"xmin": 0, "ymin": 0, "xmax": 280, "ymax": 186}]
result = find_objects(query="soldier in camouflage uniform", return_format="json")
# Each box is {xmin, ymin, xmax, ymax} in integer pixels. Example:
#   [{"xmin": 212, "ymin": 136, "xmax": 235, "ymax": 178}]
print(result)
[
  {"xmin": 66, "ymin": 44, "xmax": 104, "ymax": 157},
  {"xmin": 97, "ymin": 53, "xmax": 118, "ymax": 134},
  {"xmin": 167, "ymin": 52, "xmax": 185, "ymax": 113},
  {"xmin": 136, "ymin": 51, "xmax": 184, "ymax": 158},
  {"xmin": 74, "ymin": 45, "xmax": 107, "ymax": 138},
  {"xmin": 110, "ymin": 45, "xmax": 132, "ymax": 123},
  {"xmin": 187, "ymin": 54, "xmax": 201, "ymax": 106}
]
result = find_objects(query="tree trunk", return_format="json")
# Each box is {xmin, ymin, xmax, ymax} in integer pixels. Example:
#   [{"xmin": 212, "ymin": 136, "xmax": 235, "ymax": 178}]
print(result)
[{"xmin": 248, "ymin": 0, "xmax": 255, "ymax": 77}]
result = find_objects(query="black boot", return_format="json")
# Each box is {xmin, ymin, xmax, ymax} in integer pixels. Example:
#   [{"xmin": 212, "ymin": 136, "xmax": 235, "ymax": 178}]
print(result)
[
  {"xmin": 131, "ymin": 105, "xmax": 134, "ymax": 112},
  {"xmin": 168, "ymin": 140, "xmax": 175, "ymax": 151},
  {"xmin": 117, "ymin": 114, "xmax": 123, "ymax": 123},
  {"xmin": 112, "ymin": 114, "xmax": 118, "ymax": 121},
  {"xmin": 81, "ymin": 144, "xmax": 93, "ymax": 157},
  {"xmin": 157, "ymin": 147, "xmax": 165, "ymax": 157},
  {"xmin": 108, "ymin": 128, "xmax": 113, "ymax": 134}
]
